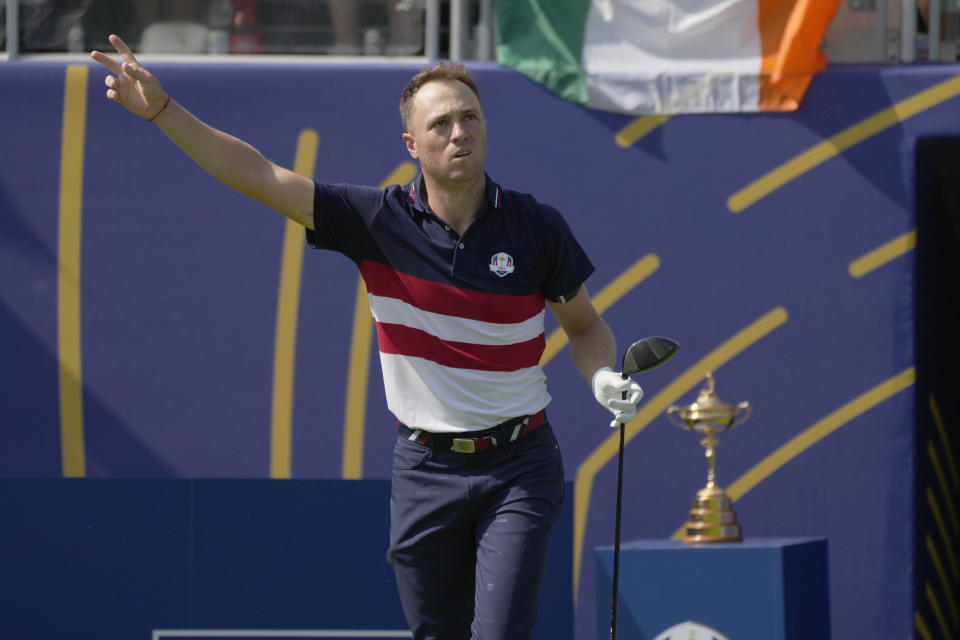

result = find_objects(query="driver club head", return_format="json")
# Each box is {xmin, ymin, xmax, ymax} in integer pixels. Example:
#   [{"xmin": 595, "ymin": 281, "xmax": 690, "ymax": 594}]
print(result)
[{"xmin": 621, "ymin": 336, "xmax": 680, "ymax": 376}]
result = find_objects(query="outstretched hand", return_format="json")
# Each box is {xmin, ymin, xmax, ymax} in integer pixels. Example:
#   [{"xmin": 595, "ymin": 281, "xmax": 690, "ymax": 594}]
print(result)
[{"xmin": 90, "ymin": 34, "xmax": 168, "ymax": 120}]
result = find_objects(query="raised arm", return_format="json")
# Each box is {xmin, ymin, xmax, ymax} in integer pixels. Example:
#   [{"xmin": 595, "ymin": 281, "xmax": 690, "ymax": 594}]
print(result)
[{"xmin": 90, "ymin": 35, "xmax": 315, "ymax": 229}]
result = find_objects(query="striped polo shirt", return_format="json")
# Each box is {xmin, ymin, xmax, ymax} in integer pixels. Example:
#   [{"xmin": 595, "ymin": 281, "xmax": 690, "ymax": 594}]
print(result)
[{"xmin": 307, "ymin": 173, "xmax": 594, "ymax": 433}]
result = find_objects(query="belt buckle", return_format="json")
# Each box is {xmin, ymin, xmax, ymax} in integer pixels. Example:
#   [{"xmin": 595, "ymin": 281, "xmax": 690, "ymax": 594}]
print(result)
[{"xmin": 452, "ymin": 438, "xmax": 476, "ymax": 454}]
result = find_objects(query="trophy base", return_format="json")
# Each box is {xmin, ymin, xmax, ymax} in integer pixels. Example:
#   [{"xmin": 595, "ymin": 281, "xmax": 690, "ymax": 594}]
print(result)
[{"xmin": 683, "ymin": 486, "xmax": 742, "ymax": 543}]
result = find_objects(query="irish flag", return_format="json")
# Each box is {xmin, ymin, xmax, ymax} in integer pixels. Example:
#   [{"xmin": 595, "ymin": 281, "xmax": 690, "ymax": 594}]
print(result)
[{"xmin": 494, "ymin": 0, "xmax": 841, "ymax": 114}]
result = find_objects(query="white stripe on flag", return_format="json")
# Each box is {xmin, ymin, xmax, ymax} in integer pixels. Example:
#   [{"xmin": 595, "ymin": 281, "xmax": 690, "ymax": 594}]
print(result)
[{"xmin": 582, "ymin": 0, "xmax": 762, "ymax": 113}]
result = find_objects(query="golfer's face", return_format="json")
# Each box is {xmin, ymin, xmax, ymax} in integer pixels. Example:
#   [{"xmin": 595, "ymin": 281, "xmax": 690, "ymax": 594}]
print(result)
[{"xmin": 406, "ymin": 79, "xmax": 487, "ymax": 186}]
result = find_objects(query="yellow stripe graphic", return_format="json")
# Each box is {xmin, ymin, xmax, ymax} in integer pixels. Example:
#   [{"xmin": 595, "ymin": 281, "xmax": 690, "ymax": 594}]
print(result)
[
  {"xmin": 615, "ymin": 116, "xmax": 671, "ymax": 148},
  {"xmin": 929, "ymin": 441, "xmax": 960, "ymax": 535},
  {"xmin": 848, "ymin": 230, "xmax": 916, "ymax": 278},
  {"xmin": 925, "ymin": 582, "xmax": 951, "ymax": 640},
  {"xmin": 341, "ymin": 162, "xmax": 417, "ymax": 479},
  {"xmin": 930, "ymin": 394, "xmax": 959, "ymax": 491},
  {"xmin": 915, "ymin": 611, "xmax": 934, "ymax": 640},
  {"xmin": 731, "ymin": 369, "xmax": 914, "ymax": 497},
  {"xmin": 728, "ymin": 73, "xmax": 960, "ymax": 213},
  {"xmin": 58, "ymin": 65, "xmax": 88, "ymax": 478},
  {"xmin": 541, "ymin": 254, "xmax": 660, "ymax": 367},
  {"xmin": 573, "ymin": 307, "xmax": 788, "ymax": 599},
  {"xmin": 669, "ymin": 366, "xmax": 915, "ymax": 539},
  {"xmin": 341, "ymin": 277, "xmax": 374, "ymax": 480},
  {"xmin": 928, "ymin": 487, "xmax": 959, "ymax": 580},
  {"xmin": 926, "ymin": 535, "xmax": 960, "ymax": 626},
  {"xmin": 270, "ymin": 129, "xmax": 319, "ymax": 479}
]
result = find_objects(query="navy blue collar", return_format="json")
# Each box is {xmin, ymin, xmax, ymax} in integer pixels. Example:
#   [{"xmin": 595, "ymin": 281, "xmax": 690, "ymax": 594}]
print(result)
[{"xmin": 406, "ymin": 173, "xmax": 503, "ymax": 215}]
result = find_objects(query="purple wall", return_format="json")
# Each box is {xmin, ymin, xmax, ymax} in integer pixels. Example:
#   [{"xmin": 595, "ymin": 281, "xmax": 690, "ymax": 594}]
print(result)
[{"xmin": 3, "ymin": 58, "xmax": 959, "ymax": 639}]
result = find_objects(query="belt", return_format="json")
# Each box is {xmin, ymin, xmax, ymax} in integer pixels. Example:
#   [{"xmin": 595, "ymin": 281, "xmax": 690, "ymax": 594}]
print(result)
[{"xmin": 397, "ymin": 410, "xmax": 547, "ymax": 454}]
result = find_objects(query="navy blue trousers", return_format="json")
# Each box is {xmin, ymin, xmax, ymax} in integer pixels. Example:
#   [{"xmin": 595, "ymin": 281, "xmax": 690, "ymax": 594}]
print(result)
[{"xmin": 387, "ymin": 422, "xmax": 565, "ymax": 640}]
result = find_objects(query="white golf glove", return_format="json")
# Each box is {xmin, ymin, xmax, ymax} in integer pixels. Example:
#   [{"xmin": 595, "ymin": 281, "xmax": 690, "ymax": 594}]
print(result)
[{"xmin": 592, "ymin": 367, "xmax": 644, "ymax": 427}]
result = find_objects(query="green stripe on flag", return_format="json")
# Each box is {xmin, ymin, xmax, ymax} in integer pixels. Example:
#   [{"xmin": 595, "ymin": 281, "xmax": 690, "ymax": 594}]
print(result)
[{"xmin": 494, "ymin": 0, "xmax": 592, "ymax": 104}]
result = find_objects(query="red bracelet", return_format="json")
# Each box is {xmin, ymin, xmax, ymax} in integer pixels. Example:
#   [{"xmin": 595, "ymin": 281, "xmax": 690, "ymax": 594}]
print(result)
[{"xmin": 148, "ymin": 96, "xmax": 171, "ymax": 123}]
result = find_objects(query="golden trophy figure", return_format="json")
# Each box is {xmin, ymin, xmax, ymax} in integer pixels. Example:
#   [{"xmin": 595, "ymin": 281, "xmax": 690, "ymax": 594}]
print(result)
[{"xmin": 667, "ymin": 372, "xmax": 751, "ymax": 543}]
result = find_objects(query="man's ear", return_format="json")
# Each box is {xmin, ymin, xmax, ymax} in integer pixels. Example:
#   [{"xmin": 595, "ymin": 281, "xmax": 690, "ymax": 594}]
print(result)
[{"xmin": 402, "ymin": 132, "xmax": 418, "ymax": 159}]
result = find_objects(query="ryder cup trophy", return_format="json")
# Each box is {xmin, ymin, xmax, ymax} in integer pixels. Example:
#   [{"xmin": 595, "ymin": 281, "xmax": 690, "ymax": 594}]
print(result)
[{"xmin": 667, "ymin": 372, "xmax": 751, "ymax": 543}]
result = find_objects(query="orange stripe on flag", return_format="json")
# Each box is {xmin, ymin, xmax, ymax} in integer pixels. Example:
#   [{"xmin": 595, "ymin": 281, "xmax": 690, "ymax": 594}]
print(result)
[{"xmin": 758, "ymin": 0, "xmax": 840, "ymax": 110}]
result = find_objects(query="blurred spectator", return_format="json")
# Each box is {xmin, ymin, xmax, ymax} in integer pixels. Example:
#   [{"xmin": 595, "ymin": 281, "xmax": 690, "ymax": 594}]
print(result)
[
  {"xmin": 328, "ymin": 0, "xmax": 422, "ymax": 56},
  {"xmin": 228, "ymin": 0, "xmax": 261, "ymax": 53},
  {"xmin": 18, "ymin": 0, "xmax": 97, "ymax": 52},
  {"xmin": 17, "ymin": 0, "xmax": 203, "ymax": 53},
  {"xmin": 327, "ymin": 0, "xmax": 360, "ymax": 55},
  {"xmin": 134, "ymin": 0, "xmax": 209, "ymax": 31},
  {"xmin": 12, "ymin": 0, "xmax": 425, "ymax": 56},
  {"xmin": 386, "ymin": 0, "xmax": 423, "ymax": 56}
]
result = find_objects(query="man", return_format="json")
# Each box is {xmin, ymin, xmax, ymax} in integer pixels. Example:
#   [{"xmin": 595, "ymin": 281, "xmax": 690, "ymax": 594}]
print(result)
[{"xmin": 91, "ymin": 35, "xmax": 643, "ymax": 640}]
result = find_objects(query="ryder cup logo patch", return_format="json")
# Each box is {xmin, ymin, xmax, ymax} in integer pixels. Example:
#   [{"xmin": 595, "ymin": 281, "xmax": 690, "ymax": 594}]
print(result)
[{"xmin": 489, "ymin": 252, "xmax": 515, "ymax": 277}]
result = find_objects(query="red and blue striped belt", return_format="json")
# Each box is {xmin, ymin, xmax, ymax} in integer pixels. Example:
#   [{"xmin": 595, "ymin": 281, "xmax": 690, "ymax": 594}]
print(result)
[{"xmin": 397, "ymin": 410, "xmax": 547, "ymax": 454}]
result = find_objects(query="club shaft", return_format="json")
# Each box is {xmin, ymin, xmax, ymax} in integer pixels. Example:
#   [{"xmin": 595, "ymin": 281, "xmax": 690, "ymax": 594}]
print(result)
[{"xmin": 610, "ymin": 420, "xmax": 625, "ymax": 640}]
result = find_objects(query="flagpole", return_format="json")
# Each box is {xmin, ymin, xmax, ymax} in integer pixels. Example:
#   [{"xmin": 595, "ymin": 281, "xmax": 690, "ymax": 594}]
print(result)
[
  {"xmin": 5, "ymin": 0, "xmax": 18, "ymax": 60},
  {"xmin": 929, "ymin": 0, "xmax": 941, "ymax": 61},
  {"xmin": 477, "ymin": 0, "xmax": 495, "ymax": 61},
  {"xmin": 901, "ymin": 0, "xmax": 917, "ymax": 62},
  {"xmin": 425, "ymin": 0, "xmax": 440, "ymax": 60},
  {"xmin": 450, "ymin": 0, "xmax": 468, "ymax": 60},
  {"xmin": 876, "ymin": 0, "xmax": 887, "ymax": 61}
]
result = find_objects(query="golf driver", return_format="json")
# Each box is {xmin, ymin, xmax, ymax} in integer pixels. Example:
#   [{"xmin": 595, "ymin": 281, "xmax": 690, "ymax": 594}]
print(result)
[{"xmin": 610, "ymin": 336, "xmax": 680, "ymax": 640}]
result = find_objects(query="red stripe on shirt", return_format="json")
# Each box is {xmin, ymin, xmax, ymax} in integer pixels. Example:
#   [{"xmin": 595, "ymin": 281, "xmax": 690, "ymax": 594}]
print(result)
[
  {"xmin": 360, "ymin": 260, "xmax": 544, "ymax": 324},
  {"xmin": 376, "ymin": 322, "xmax": 546, "ymax": 372}
]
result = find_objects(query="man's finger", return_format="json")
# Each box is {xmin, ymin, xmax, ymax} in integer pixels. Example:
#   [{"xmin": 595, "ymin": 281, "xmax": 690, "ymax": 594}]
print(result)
[
  {"xmin": 609, "ymin": 406, "xmax": 637, "ymax": 428},
  {"xmin": 90, "ymin": 50, "xmax": 122, "ymax": 76},
  {"xmin": 609, "ymin": 376, "xmax": 641, "ymax": 393},
  {"xmin": 122, "ymin": 62, "xmax": 150, "ymax": 81},
  {"xmin": 607, "ymin": 399, "xmax": 636, "ymax": 413},
  {"xmin": 109, "ymin": 34, "xmax": 138, "ymax": 64}
]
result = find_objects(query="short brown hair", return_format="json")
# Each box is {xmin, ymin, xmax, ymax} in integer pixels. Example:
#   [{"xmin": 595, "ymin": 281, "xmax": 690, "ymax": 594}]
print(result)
[{"xmin": 399, "ymin": 61, "xmax": 482, "ymax": 132}]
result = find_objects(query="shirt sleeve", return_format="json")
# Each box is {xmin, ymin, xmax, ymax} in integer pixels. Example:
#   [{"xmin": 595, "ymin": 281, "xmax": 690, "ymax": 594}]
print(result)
[
  {"xmin": 536, "ymin": 203, "xmax": 595, "ymax": 303},
  {"xmin": 305, "ymin": 182, "xmax": 384, "ymax": 263}
]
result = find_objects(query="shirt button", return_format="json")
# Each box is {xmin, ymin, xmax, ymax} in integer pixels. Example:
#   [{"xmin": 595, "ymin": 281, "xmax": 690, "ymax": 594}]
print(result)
[
  {"xmin": 444, "ymin": 225, "xmax": 451, "ymax": 231},
  {"xmin": 459, "ymin": 243, "xmax": 465, "ymax": 249}
]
